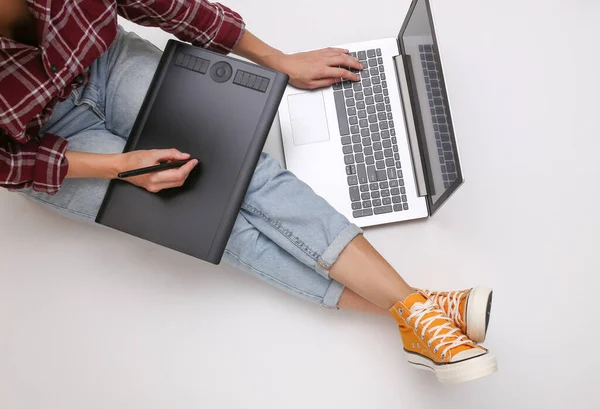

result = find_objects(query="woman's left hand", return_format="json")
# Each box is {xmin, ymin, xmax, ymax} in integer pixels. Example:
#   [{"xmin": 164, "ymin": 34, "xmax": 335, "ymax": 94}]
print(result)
[{"xmin": 267, "ymin": 47, "xmax": 364, "ymax": 90}]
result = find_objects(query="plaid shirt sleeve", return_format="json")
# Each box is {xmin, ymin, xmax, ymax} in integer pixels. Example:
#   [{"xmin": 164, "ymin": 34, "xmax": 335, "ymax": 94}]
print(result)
[
  {"xmin": 117, "ymin": 0, "xmax": 245, "ymax": 54},
  {"xmin": 0, "ymin": 131, "xmax": 68, "ymax": 194}
]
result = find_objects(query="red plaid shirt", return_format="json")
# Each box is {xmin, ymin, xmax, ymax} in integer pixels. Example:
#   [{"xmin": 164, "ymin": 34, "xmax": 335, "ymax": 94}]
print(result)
[{"xmin": 0, "ymin": 0, "xmax": 244, "ymax": 194}]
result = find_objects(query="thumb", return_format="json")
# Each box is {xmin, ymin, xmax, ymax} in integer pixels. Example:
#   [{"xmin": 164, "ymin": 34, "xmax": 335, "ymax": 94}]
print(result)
[{"xmin": 152, "ymin": 148, "xmax": 190, "ymax": 162}]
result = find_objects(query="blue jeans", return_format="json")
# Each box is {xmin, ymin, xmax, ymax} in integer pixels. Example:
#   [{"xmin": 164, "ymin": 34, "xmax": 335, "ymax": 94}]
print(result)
[{"xmin": 19, "ymin": 29, "xmax": 362, "ymax": 308}]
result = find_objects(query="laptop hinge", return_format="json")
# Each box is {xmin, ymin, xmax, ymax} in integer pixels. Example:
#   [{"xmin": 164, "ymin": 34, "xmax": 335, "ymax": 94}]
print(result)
[{"xmin": 393, "ymin": 55, "xmax": 428, "ymax": 197}]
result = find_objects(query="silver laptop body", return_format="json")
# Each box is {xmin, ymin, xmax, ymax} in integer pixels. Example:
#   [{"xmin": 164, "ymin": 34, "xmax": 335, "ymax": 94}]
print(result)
[{"xmin": 278, "ymin": 0, "xmax": 464, "ymax": 227}]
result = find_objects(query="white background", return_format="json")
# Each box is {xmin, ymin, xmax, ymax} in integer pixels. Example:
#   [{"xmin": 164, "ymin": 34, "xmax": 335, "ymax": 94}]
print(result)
[{"xmin": 1, "ymin": 0, "xmax": 599, "ymax": 408}]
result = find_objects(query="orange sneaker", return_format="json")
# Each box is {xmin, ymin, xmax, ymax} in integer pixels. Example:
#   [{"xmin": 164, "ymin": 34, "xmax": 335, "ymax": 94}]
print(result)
[
  {"xmin": 390, "ymin": 292, "xmax": 497, "ymax": 384},
  {"xmin": 422, "ymin": 287, "xmax": 493, "ymax": 343}
]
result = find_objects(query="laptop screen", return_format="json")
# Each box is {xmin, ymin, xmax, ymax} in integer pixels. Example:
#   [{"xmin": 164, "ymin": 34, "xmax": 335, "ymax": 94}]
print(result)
[{"xmin": 398, "ymin": 0, "xmax": 463, "ymax": 214}]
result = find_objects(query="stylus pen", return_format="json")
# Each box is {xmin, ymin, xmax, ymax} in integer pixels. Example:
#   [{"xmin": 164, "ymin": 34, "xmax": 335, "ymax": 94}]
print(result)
[{"xmin": 117, "ymin": 159, "xmax": 196, "ymax": 178}]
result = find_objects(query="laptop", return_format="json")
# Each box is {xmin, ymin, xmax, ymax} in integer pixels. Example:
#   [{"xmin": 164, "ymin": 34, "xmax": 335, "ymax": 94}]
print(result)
[
  {"xmin": 96, "ymin": 40, "xmax": 289, "ymax": 264},
  {"xmin": 278, "ymin": 0, "xmax": 463, "ymax": 227}
]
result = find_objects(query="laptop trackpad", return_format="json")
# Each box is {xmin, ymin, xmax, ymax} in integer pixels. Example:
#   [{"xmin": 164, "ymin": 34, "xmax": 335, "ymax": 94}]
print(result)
[{"xmin": 288, "ymin": 92, "xmax": 330, "ymax": 146}]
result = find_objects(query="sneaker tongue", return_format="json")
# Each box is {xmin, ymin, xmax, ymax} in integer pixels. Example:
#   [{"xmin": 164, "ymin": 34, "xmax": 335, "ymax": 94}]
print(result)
[{"xmin": 403, "ymin": 292, "xmax": 430, "ymax": 312}]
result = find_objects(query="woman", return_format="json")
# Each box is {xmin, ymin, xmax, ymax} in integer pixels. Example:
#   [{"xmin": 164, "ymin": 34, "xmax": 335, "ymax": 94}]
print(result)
[{"xmin": 0, "ymin": 0, "xmax": 497, "ymax": 384}]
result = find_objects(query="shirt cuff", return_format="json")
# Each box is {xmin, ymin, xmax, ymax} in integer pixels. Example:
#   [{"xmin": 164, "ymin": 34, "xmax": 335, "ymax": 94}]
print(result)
[
  {"xmin": 206, "ymin": 3, "xmax": 246, "ymax": 54},
  {"xmin": 33, "ymin": 133, "xmax": 69, "ymax": 194}
]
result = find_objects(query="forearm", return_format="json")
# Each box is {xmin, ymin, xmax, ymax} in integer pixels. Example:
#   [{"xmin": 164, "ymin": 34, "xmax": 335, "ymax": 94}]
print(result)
[
  {"xmin": 232, "ymin": 30, "xmax": 285, "ymax": 71},
  {"xmin": 65, "ymin": 151, "xmax": 123, "ymax": 179}
]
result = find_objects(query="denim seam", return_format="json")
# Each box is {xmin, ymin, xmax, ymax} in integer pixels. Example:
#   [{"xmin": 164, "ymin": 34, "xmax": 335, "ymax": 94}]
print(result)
[
  {"xmin": 241, "ymin": 202, "xmax": 321, "ymax": 262},
  {"xmin": 71, "ymin": 83, "xmax": 106, "ymax": 121},
  {"xmin": 223, "ymin": 249, "xmax": 323, "ymax": 303},
  {"xmin": 23, "ymin": 193, "xmax": 93, "ymax": 219}
]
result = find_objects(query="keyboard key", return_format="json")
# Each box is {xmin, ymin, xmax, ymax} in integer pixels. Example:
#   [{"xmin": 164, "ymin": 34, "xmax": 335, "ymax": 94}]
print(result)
[
  {"xmin": 376, "ymin": 48, "xmax": 382, "ymax": 56},
  {"xmin": 352, "ymin": 202, "xmax": 361, "ymax": 210},
  {"xmin": 361, "ymin": 192, "xmax": 370, "ymax": 200},
  {"xmin": 362, "ymin": 200, "xmax": 372, "ymax": 208},
  {"xmin": 364, "ymin": 87, "xmax": 373, "ymax": 96},
  {"xmin": 374, "ymin": 205, "xmax": 393, "ymax": 215},
  {"xmin": 343, "ymin": 81, "xmax": 353, "ymax": 89},
  {"xmin": 362, "ymin": 78, "xmax": 371, "ymax": 87},
  {"xmin": 350, "ymin": 125, "xmax": 359, "ymax": 134},
  {"xmin": 364, "ymin": 146, "xmax": 373, "ymax": 156},
  {"xmin": 381, "ymin": 188, "xmax": 390, "ymax": 197},
  {"xmin": 384, "ymin": 149, "xmax": 393, "ymax": 158},
  {"xmin": 372, "ymin": 76, "xmax": 381, "ymax": 85},
  {"xmin": 333, "ymin": 82, "xmax": 342, "ymax": 90},
  {"xmin": 346, "ymin": 165, "xmax": 356, "ymax": 175},
  {"xmin": 367, "ymin": 105, "xmax": 376, "ymax": 115},
  {"xmin": 344, "ymin": 154, "xmax": 354, "ymax": 164},
  {"xmin": 381, "ymin": 73, "xmax": 386, "ymax": 80},
  {"xmin": 390, "ymin": 128, "xmax": 396, "ymax": 136},
  {"xmin": 374, "ymin": 142, "xmax": 383, "ymax": 151},
  {"xmin": 362, "ymin": 137, "xmax": 371, "ymax": 146},
  {"xmin": 378, "ymin": 113, "xmax": 387, "ymax": 122},
  {"xmin": 353, "ymin": 82, "xmax": 362, "ymax": 92},
  {"xmin": 396, "ymin": 161, "xmax": 402, "ymax": 169},
  {"xmin": 389, "ymin": 121, "xmax": 394, "ymax": 128},
  {"xmin": 373, "ymin": 199, "xmax": 382, "ymax": 206},
  {"xmin": 360, "ymin": 184, "xmax": 369, "ymax": 192},
  {"xmin": 376, "ymin": 103, "xmax": 385, "ymax": 112},
  {"xmin": 344, "ymin": 89, "xmax": 353, "ymax": 98},
  {"xmin": 367, "ymin": 165, "xmax": 377, "ymax": 183},
  {"xmin": 370, "ymin": 67, "xmax": 378, "ymax": 76},
  {"xmin": 383, "ymin": 197, "xmax": 391, "ymax": 205},
  {"xmin": 359, "ymin": 119, "xmax": 368, "ymax": 128},
  {"xmin": 360, "ymin": 128, "xmax": 369, "ymax": 137},
  {"xmin": 379, "ymin": 65, "xmax": 384, "ymax": 72},
  {"xmin": 383, "ymin": 89, "xmax": 389, "ymax": 96},
  {"xmin": 368, "ymin": 114, "xmax": 378, "ymax": 123},
  {"xmin": 403, "ymin": 203, "xmax": 409, "ymax": 210},
  {"xmin": 371, "ymin": 191, "xmax": 381, "ymax": 199},
  {"xmin": 376, "ymin": 160, "xmax": 385, "ymax": 170},
  {"xmin": 371, "ymin": 132, "xmax": 381, "ymax": 141},
  {"xmin": 377, "ymin": 170, "xmax": 387, "ymax": 181},
  {"xmin": 398, "ymin": 170, "xmax": 403, "ymax": 178},
  {"xmin": 381, "ymin": 130, "xmax": 390, "ymax": 139},
  {"xmin": 380, "ymin": 181, "xmax": 389, "ymax": 189},
  {"xmin": 360, "ymin": 70, "xmax": 370, "ymax": 79},
  {"xmin": 400, "ymin": 186, "xmax": 406, "ymax": 194},
  {"xmin": 347, "ymin": 98, "xmax": 356, "ymax": 107},
  {"xmin": 382, "ymin": 139, "xmax": 391, "ymax": 148},
  {"xmin": 353, "ymin": 143, "xmax": 362, "ymax": 153},
  {"xmin": 349, "ymin": 186, "xmax": 360, "ymax": 201},
  {"xmin": 357, "ymin": 101, "xmax": 366, "ymax": 109},
  {"xmin": 355, "ymin": 92, "xmax": 364, "ymax": 100},
  {"xmin": 399, "ymin": 179, "xmax": 405, "ymax": 187},
  {"xmin": 350, "ymin": 52, "xmax": 357, "ymax": 57},
  {"xmin": 385, "ymin": 158, "xmax": 394, "ymax": 167},
  {"xmin": 352, "ymin": 134, "xmax": 361, "ymax": 143},
  {"xmin": 385, "ymin": 97, "xmax": 390, "ymax": 104},
  {"xmin": 370, "ymin": 183, "xmax": 379, "ymax": 190},
  {"xmin": 363, "ymin": 208, "xmax": 373, "ymax": 216},
  {"xmin": 375, "ymin": 151, "xmax": 383, "ymax": 160},
  {"xmin": 366, "ymin": 155, "xmax": 374, "ymax": 165},
  {"xmin": 394, "ymin": 153, "xmax": 400, "ymax": 160},
  {"xmin": 333, "ymin": 91, "xmax": 350, "ymax": 135},
  {"xmin": 391, "ymin": 187, "xmax": 400, "ymax": 195},
  {"xmin": 355, "ymin": 153, "xmax": 365, "ymax": 163},
  {"xmin": 392, "ymin": 195, "xmax": 401, "ymax": 203},
  {"xmin": 358, "ymin": 51, "xmax": 366, "ymax": 60},
  {"xmin": 393, "ymin": 204, "xmax": 402, "ymax": 212},
  {"xmin": 377, "ymin": 57, "xmax": 383, "ymax": 64},
  {"xmin": 366, "ymin": 96, "xmax": 375, "ymax": 105},
  {"xmin": 386, "ymin": 105, "xmax": 392, "ymax": 112},
  {"xmin": 387, "ymin": 167, "xmax": 397, "ymax": 179},
  {"xmin": 358, "ymin": 110, "xmax": 367, "ymax": 119},
  {"xmin": 382, "ymin": 81, "xmax": 387, "ymax": 88},
  {"xmin": 369, "ymin": 123, "xmax": 378, "ymax": 132},
  {"xmin": 367, "ymin": 49, "xmax": 376, "ymax": 58},
  {"xmin": 375, "ymin": 94, "xmax": 384, "ymax": 103},
  {"xmin": 401, "ymin": 195, "xmax": 407, "ymax": 202},
  {"xmin": 357, "ymin": 164, "xmax": 367, "ymax": 184},
  {"xmin": 341, "ymin": 136, "xmax": 351, "ymax": 145},
  {"xmin": 368, "ymin": 58, "xmax": 377, "ymax": 67},
  {"xmin": 390, "ymin": 180, "xmax": 398, "ymax": 187},
  {"xmin": 349, "ymin": 116, "xmax": 358, "ymax": 125},
  {"xmin": 343, "ymin": 145, "xmax": 353, "ymax": 154},
  {"xmin": 348, "ymin": 176, "xmax": 358, "ymax": 185},
  {"xmin": 380, "ymin": 121, "xmax": 389, "ymax": 130},
  {"xmin": 374, "ymin": 85, "xmax": 383, "ymax": 94}
]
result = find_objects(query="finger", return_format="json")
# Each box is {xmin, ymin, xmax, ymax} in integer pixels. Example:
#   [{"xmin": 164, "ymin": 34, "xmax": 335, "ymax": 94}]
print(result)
[
  {"xmin": 151, "ymin": 159, "xmax": 198, "ymax": 184},
  {"xmin": 328, "ymin": 55, "xmax": 363, "ymax": 70},
  {"xmin": 325, "ymin": 47, "xmax": 349, "ymax": 55},
  {"xmin": 308, "ymin": 78, "xmax": 341, "ymax": 90},
  {"xmin": 322, "ymin": 67, "xmax": 361, "ymax": 82},
  {"xmin": 152, "ymin": 148, "xmax": 190, "ymax": 162}
]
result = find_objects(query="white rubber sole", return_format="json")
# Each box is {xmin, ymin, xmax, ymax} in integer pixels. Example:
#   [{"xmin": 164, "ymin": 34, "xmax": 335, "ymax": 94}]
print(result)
[
  {"xmin": 405, "ymin": 350, "xmax": 498, "ymax": 384},
  {"xmin": 465, "ymin": 286, "xmax": 493, "ymax": 343}
]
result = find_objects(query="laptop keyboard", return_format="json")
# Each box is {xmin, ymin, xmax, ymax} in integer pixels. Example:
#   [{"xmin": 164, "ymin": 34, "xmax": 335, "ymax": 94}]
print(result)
[
  {"xmin": 419, "ymin": 44, "xmax": 458, "ymax": 189},
  {"xmin": 333, "ymin": 48, "xmax": 409, "ymax": 218}
]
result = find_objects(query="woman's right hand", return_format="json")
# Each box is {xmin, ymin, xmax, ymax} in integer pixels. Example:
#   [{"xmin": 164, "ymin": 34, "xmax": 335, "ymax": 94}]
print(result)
[{"xmin": 119, "ymin": 149, "xmax": 198, "ymax": 193}]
